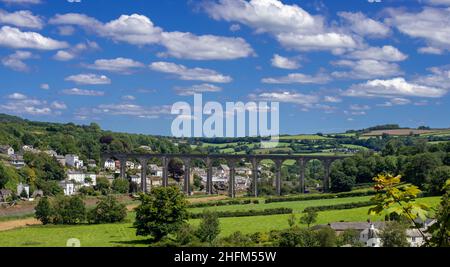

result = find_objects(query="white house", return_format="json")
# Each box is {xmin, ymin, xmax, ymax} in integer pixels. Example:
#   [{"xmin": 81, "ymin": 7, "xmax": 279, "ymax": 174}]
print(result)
[
  {"xmin": 0, "ymin": 145, "xmax": 14, "ymax": 156},
  {"xmin": 360, "ymin": 224, "xmax": 382, "ymax": 247},
  {"xmin": 149, "ymin": 164, "xmax": 163, "ymax": 177},
  {"xmin": 65, "ymin": 154, "xmax": 84, "ymax": 169},
  {"xmin": 22, "ymin": 145, "xmax": 39, "ymax": 154},
  {"xmin": 104, "ymin": 159, "xmax": 116, "ymax": 170},
  {"xmin": 67, "ymin": 171, "xmax": 97, "ymax": 186},
  {"xmin": 60, "ymin": 181, "xmax": 75, "ymax": 196},
  {"xmin": 10, "ymin": 154, "xmax": 25, "ymax": 169},
  {"xmin": 17, "ymin": 183, "xmax": 30, "ymax": 198}
]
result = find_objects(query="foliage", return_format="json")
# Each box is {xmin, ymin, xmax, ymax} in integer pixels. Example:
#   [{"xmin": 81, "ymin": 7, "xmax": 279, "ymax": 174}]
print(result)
[
  {"xmin": 196, "ymin": 211, "xmax": 220, "ymax": 244},
  {"xmin": 88, "ymin": 196, "xmax": 127, "ymax": 224},
  {"xmin": 187, "ymin": 199, "xmax": 258, "ymax": 208},
  {"xmin": 0, "ymin": 162, "xmax": 20, "ymax": 191},
  {"xmin": 315, "ymin": 226, "xmax": 337, "ymax": 247},
  {"xmin": 426, "ymin": 179, "xmax": 450, "ymax": 247},
  {"xmin": 303, "ymin": 201, "xmax": 374, "ymax": 213},
  {"xmin": 189, "ymin": 208, "xmax": 293, "ymax": 219},
  {"xmin": 35, "ymin": 179, "xmax": 63, "ymax": 196},
  {"xmin": 330, "ymin": 170, "xmax": 356, "ymax": 192},
  {"xmin": 23, "ymin": 152, "xmax": 65, "ymax": 181},
  {"xmin": 134, "ymin": 186, "xmax": 188, "ymax": 241},
  {"xmin": 380, "ymin": 221, "xmax": 410, "ymax": 247},
  {"xmin": 52, "ymin": 196, "xmax": 87, "ymax": 225},
  {"xmin": 95, "ymin": 176, "xmax": 110, "ymax": 195},
  {"xmin": 287, "ymin": 214, "xmax": 296, "ymax": 228},
  {"xmin": 299, "ymin": 209, "xmax": 318, "ymax": 228},
  {"xmin": 264, "ymin": 189, "xmax": 377, "ymax": 203},
  {"xmin": 112, "ymin": 178, "xmax": 129, "ymax": 194},
  {"xmin": 369, "ymin": 174, "xmax": 430, "ymax": 243},
  {"xmin": 34, "ymin": 197, "xmax": 53, "ymax": 225},
  {"xmin": 337, "ymin": 229, "xmax": 363, "ymax": 247}
]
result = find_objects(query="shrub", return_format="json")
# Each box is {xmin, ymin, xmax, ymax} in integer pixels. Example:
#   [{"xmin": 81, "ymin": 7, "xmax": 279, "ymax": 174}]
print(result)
[
  {"xmin": 95, "ymin": 176, "xmax": 110, "ymax": 195},
  {"xmin": 196, "ymin": 211, "xmax": 220, "ymax": 244},
  {"xmin": 112, "ymin": 178, "xmax": 129, "ymax": 194},
  {"xmin": 34, "ymin": 197, "xmax": 53, "ymax": 225},
  {"xmin": 52, "ymin": 196, "xmax": 86, "ymax": 225},
  {"xmin": 88, "ymin": 195, "xmax": 127, "ymax": 224},
  {"xmin": 264, "ymin": 190, "xmax": 377, "ymax": 204},
  {"xmin": 189, "ymin": 208, "xmax": 293, "ymax": 219},
  {"xmin": 78, "ymin": 186, "xmax": 100, "ymax": 196},
  {"xmin": 303, "ymin": 201, "xmax": 374, "ymax": 213},
  {"xmin": 187, "ymin": 199, "xmax": 254, "ymax": 208},
  {"xmin": 134, "ymin": 186, "xmax": 188, "ymax": 242}
]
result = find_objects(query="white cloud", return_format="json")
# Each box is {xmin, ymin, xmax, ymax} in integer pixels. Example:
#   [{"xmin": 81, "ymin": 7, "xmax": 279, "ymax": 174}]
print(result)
[
  {"xmin": 54, "ymin": 40, "xmax": 99, "ymax": 61},
  {"xmin": 426, "ymin": 0, "xmax": 450, "ymax": 6},
  {"xmin": 1, "ymin": 93, "xmax": 62, "ymax": 116},
  {"xmin": 53, "ymin": 50, "xmax": 75, "ymax": 61},
  {"xmin": 343, "ymin": 77, "xmax": 447, "ymax": 98},
  {"xmin": 159, "ymin": 31, "xmax": 254, "ymax": 60},
  {"xmin": 323, "ymin": 96, "xmax": 342, "ymax": 103},
  {"xmin": 203, "ymin": 0, "xmax": 359, "ymax": 53},
  {"xmin": 91, "ymin": 103, "xmax": 172, "ymax": 119},
  {"xmin": 40, "ymin": 83, "xmax": 49, "ymax": 90},
  {"xmin": 57, "ymin": 25, "xmax": 75, "ymax": 36},
  {"xmin": 250, "ymin": 91, "xmax": 320, "ymax": 107},
  {"xmin": 332, "ymin": 59, "xmax": 402, "ymax": 79},
  {"xmin": 413, "ymin": 65, "xmax": 450, "ymax": 90},
  {"xmin": 121, "ymin": 95, "xmax": 136, "ymax": 101},
  {"xmin": 50, "ymin": 13, "xmax": 254, "ymax": 60},
  {"xmin": 276, "ymin": 32, "xmax": 358, "ymax": 52},
  {"xmin": 271, "ymin": 54, "xmax": 300, "ymax": 70},
  {"xmin": 418, "ymin": 46, "xmax": 443, "ymax": 55},
  {"xmin": 350, "ymin": 104, "xmax": 370, "ymax": 111},
  {"xmin": 378, "ymin": 98, "xmax": 411, "ymax": 107},
  {"xmin": 62, "ymin": 88, "xmax": 105, "ymax": 96},
  {"xmin": 85, "ymin": 57, "xmax": 144, "ymax": 73},
  {"xmin": 65, "ymin": 74, "xmax": 111, "ymax": 85},
  {"xmin": 230, "ymin": 24, "xmax": 240, "ymax": 32},
  {"xmin": 0, "ymin": 9, "xmax": 43, "ymax": 29},
  {"xmin": 338, "ymin": 11, "xmax": 390, "ymax": 38},
  {"xmin": 386, "ymin": 7, "xmax": 450, "ymax": 52},
  {"xmin": 262, "ymin": 72, "xmax": 330, "ymax": 84},
  {"xmin": 1, "ymin": 50, "xmax": 33, "ymax": 71},
  {"xmin": 174, "ymin": 84, "xmax": 222, "ymax": 96},
  {"xmin": 149, "ymin": 62, "xmax": 232, "ymax": 83},
  {"xmin": 345, "ymin": 45, "xmax": 407, "ymax": 62},
  {"xmin": 0, "ymin": 26, "xmax": 68, "ymax": 50}
]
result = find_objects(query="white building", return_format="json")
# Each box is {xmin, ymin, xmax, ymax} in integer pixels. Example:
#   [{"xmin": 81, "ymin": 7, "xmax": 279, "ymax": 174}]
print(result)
[
  {"xmin": 0, "ymin": 145, "xmax": 14, "ymax": 156},
  {"xmin": 104, "ymin": 159, "xmax": 116, "ymax": 170},
  {"xmin": 17, "ymin": 183, "xmax": 30, "ymax": 198},
  {"xmin": 149, "ymin": 164, "xmax": 163, "ymax": 177},
  {"xmin": 10, "ymin": 155, "xmax": 25, "ymax": 169},
  {"xmin": 360, "ymin": 224, "xmax": 382, "ymax": 247},
  {"xmin": 67, "ymin": 171, "xmax": 97, "ymax": 186},
  {"xmin": 65, "ymin": 154, "xmax": 84, "ymax": 169},
  {"xmin": 60, "ymin": 181, "xmax": 75, "ymax": 196}
]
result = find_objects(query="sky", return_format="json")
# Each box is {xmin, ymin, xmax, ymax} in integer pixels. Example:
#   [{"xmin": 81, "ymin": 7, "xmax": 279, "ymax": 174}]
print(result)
[{"xmin": 0, "ymin": 0, "xmax": 449, "ymax": 136}]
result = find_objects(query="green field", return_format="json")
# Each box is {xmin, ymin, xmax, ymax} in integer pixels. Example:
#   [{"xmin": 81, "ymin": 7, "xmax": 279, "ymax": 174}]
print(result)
[
  {"xmin": 0, "ymin": 196, "xmax": 440, "ymax": 247},
  {"xmin": 278, "ymin": 135, "xmax": 330, "ymax": 140}
]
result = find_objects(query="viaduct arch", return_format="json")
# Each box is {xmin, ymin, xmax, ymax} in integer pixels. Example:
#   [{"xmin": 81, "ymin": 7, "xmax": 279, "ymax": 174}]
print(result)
[{"xmin": 101, "ymin": 153, "xmax": 346, "ymax": 198}]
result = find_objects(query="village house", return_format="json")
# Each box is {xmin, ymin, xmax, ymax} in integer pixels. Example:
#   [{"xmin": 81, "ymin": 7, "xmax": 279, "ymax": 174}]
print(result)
[
  {"xmin": 22, "ymin": 145, "xmax": 40, "ymax": 154},
  {"xmin": 67, "ymin": 170, "xmax": 97, "ymax": 187},
  {"xmin": 17, "ymin": 183, "xmax": 30, "ymax": 198},
  {"xmin": 88, "ymin": 159, "xmax": 97, "ymax": 168},
  {"xmin": 104, "ymin": 159, "xmax": 116, "ymax": 170},
  {"xmin": 65, "ymin": 154, "xmax": 84, "ymax": 169},
  {"xmin": 9, "ymin": 154, "xmax": 25, "ymax": 169},
  {"xmin": 149, "ymin": 164, "xmax": 163, "ymax": 177},
  {"xmin": 60, "ymin": 180, "xmax": 75, "ymax": 196},
  {"xmin": 0, "ymin": 145, "xmax": 14, "ymax": 156},
  {"xmin": 55, "ymin": 155, "xmax": 66, "ymax": 166}
]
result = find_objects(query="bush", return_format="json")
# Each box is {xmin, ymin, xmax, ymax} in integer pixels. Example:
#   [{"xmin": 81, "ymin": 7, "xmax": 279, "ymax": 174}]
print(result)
[
  {"xmin": 264, "ymin": 190, "xmax": 377, "ymax": 204},
  {"xmin": 52, "ymin": 195, "xmax": 86, "ymax": 225},
  {"xmin": 95, "ymin": 176, "xmax": 111, "ymax": 195},
  {"xmin": 78, "ymin": 186, "xmax": 100, "ymax": 196},
  {"xmin": 187, "ymin": 199, "xmax": 254, "ymax": 208},
  {"xmin": 88, "ymin": 195, "xmax": 127, "ymax": 224},
  {"xmin": 112, "ymin": 178, "xmax": 129, "ymax": 194},
  {"xmin": 35, "ymin": 197, "xmax": 53, "ymax": 225},
  {"xmin": 303, "ymin": 201, "xmax": 374, "ymax": 213},
  {"xmin": 134, "ymin": 186, "xmax": 188, "ymax": 242},
  {"xmin": 36, "ymin": 179, "xmax": 63, "ymax": 196},
  {"xmin": 196, "ymin": 211, "xmax": 220, "ymax": 243}
]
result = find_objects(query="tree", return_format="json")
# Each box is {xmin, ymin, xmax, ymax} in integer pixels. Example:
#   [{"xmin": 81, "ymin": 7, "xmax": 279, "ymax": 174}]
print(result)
[
  {"xmin": 369, "ymin": 174, "xmax": 430, "ymax": 243},
  {"xmin": 95, "ymin": 176, "xmax": 110, "ymax": 195},
  {"xmin": 0, "ymin": 162, "xmax": 20, "ymax": 191},
  {"xmin": 112, "ymin": 178, "xmax": 129, "ymax": 194},
  {"xmin": 330, "ymin": 171, "xmax": 355, "ymax": 192},
  {"xmin": 35, "ymin": 197, "xmax": 53, "ymax": 225},
  {"xmin": 380, "ymin": 221, "xmax": 409, "ymax": 247},
  {"xmin": 134, "ymin": 186, "xmax": 188, "ymax": 242},
  {"xmin": 168, "ymin": 159, "xmax": 184, "ymax": 180},
  {"xmin": 20, "ymin": 188, "xmax": 28, "ymax": 198},
  {"xmin": 426, "ymin": 166, "xmax": 450, "ymax": 196},
  {"xmin": 300, "ymin": 209, "xmax": 318, "ymax": 228},
  {"xmin": 315, "ymin": 227, "xmax": 337, "ymax": 247},
  {"xmin": 196, "ymin": 211, "xmax": 220, "ymax": 244},
  {"xmin": 403, "ymin": 153, "xmax": 441, "ymax": 187},
  {"xmin": 287, "ymin": 214, "xmax": 296, "ymax": 228},
  {"xmin": 52, "ymin": 196, "xmax": 86, "ymax": 225},
  {"xmin": 338, "ymin": 229, "xmax": 363, "ymax": 247},
  {"xmin": 426, "ymin": 179, "xmax": 450, "ymax": 247},
  {"xmin": 88, "ymin": 196, "xmax": 127, "ymax": 224}
]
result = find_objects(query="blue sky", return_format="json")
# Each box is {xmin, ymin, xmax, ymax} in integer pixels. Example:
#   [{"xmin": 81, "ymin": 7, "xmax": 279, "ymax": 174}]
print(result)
[{"xmin": 0, "ymin": 0, "xmax": 449, "ymax": 136}]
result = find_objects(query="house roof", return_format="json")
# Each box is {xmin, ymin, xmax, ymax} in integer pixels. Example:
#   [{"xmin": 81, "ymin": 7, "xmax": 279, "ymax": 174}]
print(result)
[{"xmin": 220, "ymin": 164, "xmax": 230, "ymax": 171}]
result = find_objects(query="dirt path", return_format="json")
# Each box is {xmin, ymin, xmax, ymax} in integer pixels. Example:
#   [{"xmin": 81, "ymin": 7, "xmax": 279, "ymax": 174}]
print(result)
[{"xmin": 0, "ymin": 218, "xmax": 41, "ymax": 232}]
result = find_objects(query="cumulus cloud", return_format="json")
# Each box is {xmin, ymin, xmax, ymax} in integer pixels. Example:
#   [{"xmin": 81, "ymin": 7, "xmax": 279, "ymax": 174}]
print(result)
[
  {"xmin": 385, "ymin": 7, "xmax": 450, "ymax": 52},
  {"xmin": 1, "ymin": 93, "xmax": 63, "ymax": 116},
  {"xmin": 149, "ymin": 62, "xmax": 232, "ymax": 83},
  {"xmin": 53, "ymin": 40, "xmax": 99, "ymax": 61},
  {"xmin": 413, "ymin": 65, "xmax": 450, "ymax": 89},
  {"xmin": 271, "ymin": 54, "xmax": 300, "ymax": 70},
  {"xmin": 345, "ymin": 45, "xmax": 407, "ymax": 62},
  {"xmin": 1, "ymin": 50, "xmax": 33, "ymax": 71},
  {"xmin": 85, "ymin": 103, "xmax": 172, "ymax": 119},
  {"xmin": 49, "ymin": 13, "xmax": 254, "ymax": 60},
  {"xmin": 0, "ymin": 9, "xmax": 43, "ymax": 29},
  {"xmin": 0, "ymin": 0, "xmax": 41, "ymax": 4},
  {"xmin": 261, "ymin": 72, "xmax": 330, "ymax": 84},
  {"xmin": 249, "ymin": 91, "xmax": 320, "ymax": 106},
  {"xmin": 40, "ymin": 83, "xmax": 49, "ymax": 90},
  {"xmin": 331, "ymin": 59, "xmax": 402, "ymax": 79},
  {"xmin": 174, "ymin": 84, "xmax": 222, "ymax": 96},
  {"xmin": 65, "ymin": 74, "xmax": 111, "ymax": 85},
  {"xmin": 61, "ymin": 88, "xmax": 105, "ymax": 96},
  {"xmin": 202, "ymin": 0, "xmax": 359, "ymax": 53},
  {"xmin": 338, "ymin": 11, "xmax": 390, "ymax": 38},
  {"xmin": 343, "ymin": 77, "xmax": 447, "ymax": 98},
  {"xmin": 84, "ymin": 57, "xmax": 144, "ymax": 73},
  {"xmin": 0, "ymin": 26, "xmax": 68, "ymax": 50}
]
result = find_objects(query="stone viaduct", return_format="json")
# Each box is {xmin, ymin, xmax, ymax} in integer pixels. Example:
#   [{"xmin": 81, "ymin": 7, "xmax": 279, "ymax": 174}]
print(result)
[{"xmin": 101, "ymin": 153, "xmax": 346, "ymax": 198}]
